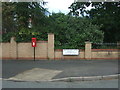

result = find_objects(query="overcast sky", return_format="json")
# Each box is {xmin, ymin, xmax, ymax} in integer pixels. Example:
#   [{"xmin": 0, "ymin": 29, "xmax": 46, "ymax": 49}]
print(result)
[
  {"xmin": 44, "ymin": 0, "xmax": 94, "ymax": 14},
  {"xmin": 44, "ymin": 0, "xmax": 75, "ymax": 14}
]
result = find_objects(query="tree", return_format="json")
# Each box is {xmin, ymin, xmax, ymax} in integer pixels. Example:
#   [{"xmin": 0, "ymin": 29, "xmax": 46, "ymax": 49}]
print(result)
[
  {"xmin": 2, "ymin": 3, "xmax": 16, "ymax": 33},
  {"xmin": 2, "ymin": 2, "xmax": 104, "ymax": 49},
  {"xmin": 2, "ymin": 2, "xmax": 49, "ymax": 42},
  {"xmin": 69, "ymin": 2, "xmax": 120, "ymax": 42},
  {"xmin": 49, "ymin": 13, "xmax": 104, "ymax": 49}
]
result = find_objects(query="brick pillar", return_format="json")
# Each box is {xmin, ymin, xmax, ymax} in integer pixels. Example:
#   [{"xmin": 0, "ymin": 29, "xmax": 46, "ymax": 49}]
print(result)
[
  {"xmin": 48, "ymin": 33, "xmax": 54, "ymax": 60},
  {"xmin": 85, "ymin": 41, "xmax": 92, "ymax": 60},
  {"xmin": 10, "ymin": 37, "xmax": 17, "ymax": 59}
]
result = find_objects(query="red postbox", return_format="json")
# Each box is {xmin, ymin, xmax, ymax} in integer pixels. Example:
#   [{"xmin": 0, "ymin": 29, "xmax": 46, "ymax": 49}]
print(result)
[{"xmin": 32, "ymin": 38, "xmax": 37, "ymax": 47}]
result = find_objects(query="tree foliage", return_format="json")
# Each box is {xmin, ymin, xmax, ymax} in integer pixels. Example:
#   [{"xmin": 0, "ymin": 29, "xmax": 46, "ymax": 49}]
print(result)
[
  {"xmin": 2, "ymin": 3, "xmax": 104, "ymax": 49},
  {"xmin": 2, "ymin": 3, "xmax": 16, "ymax": 33},
  {"xmin": 69, "ymin": 2, "xmax": 120, "ymax": 42},
  {"xmin": 49, "ymin": 13, "xmax": 104, "ymax": 49},
  {"xmin": 2, "ymin": 2, "xmax": 49, "ymax": 42}
]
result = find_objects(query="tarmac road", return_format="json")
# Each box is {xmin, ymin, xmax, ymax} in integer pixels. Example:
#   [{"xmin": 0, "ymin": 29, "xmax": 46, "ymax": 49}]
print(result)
[{"xmin": 2, "ymin": 60, "xmax": 118, "ymax": 79}]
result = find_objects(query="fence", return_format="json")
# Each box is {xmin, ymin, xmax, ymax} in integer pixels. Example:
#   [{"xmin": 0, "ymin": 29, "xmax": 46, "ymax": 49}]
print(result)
[
  {"xmin": 92, "ymin": 43, "xmax": 118, "ymax": 49},
  {"xmin": 0, "ymin": 33, "xmax": 119, "ymax": 60}
]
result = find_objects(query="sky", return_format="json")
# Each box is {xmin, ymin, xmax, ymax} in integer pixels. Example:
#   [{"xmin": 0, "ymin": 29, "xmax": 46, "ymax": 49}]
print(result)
[
  {"xmin": 44, "ymin": 0, "xmax": 94, "ymax": 15},
  {"xmin": 44, "ymin": 0, "xmax": 75, "ymax": 14}
]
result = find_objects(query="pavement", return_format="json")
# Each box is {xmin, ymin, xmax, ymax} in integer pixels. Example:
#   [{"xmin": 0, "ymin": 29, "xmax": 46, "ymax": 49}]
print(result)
[
  {"xmin": 2, "ymin": 79, "xmax": 119, "ymax": 88},
  {"xmin": 2, "ymin": 59, "xmax": 119, "ymax": 82}
]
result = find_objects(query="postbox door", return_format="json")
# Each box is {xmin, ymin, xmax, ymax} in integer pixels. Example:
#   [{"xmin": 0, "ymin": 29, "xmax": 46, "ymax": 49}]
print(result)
[{"xmin": 32, "ymin": 38, "xmax": 36, "ymax": 47}]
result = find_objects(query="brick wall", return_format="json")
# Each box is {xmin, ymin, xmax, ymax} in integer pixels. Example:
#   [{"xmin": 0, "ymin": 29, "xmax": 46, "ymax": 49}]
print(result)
[
  {"xmin": 91, "ymin": 49, "xmax": 119, "ymax": 59},
  {"xmin": 54, "ymin": 49, "xmax": 85, "ymax": 60},
  {"xmin": 1, "ymin": 43, "xmax": 10, "ymax": 59},
  {"xmin": 54, "ymin": 49, "xmax": 119, "ymax": 60},
  {"xmin": 0, "ymin": 34, "xmax": 119, "ymax": 60}
]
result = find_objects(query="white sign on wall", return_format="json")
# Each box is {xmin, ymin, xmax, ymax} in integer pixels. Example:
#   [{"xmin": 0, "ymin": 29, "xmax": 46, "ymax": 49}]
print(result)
[{"xmin": 63, "ymin": 49, "xmax": 79, "ymax": 55}]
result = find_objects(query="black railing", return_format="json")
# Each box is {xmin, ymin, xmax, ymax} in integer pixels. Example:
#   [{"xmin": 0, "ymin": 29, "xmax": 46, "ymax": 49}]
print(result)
[{"xmin": 92, "ymin": 43, "xmax": 118, "ymax": 49}]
